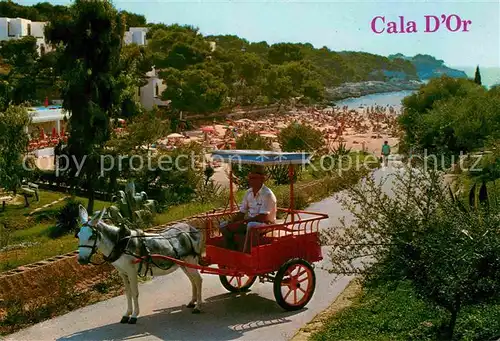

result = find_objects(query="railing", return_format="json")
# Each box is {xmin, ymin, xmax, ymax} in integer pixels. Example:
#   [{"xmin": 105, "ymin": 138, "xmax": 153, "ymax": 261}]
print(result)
[
  {"xmin": 250, "ymin": 209, "xmax": 327, "ymax": 245},
  {"xmin": 201, "ymin": 207, "xmax": 327, "ymax": 248}
]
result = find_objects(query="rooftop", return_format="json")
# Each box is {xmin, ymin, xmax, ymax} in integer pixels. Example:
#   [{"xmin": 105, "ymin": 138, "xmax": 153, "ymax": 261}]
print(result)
[{"xmin": 28, "ymin": 105, "xmax": 68, "ymax": 124}]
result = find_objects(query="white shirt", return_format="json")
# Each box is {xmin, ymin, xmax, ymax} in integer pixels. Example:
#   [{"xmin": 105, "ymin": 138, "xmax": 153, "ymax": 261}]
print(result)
[{"xmin": 240, "ymin": 185, "xmax": 277, "ymax": 224}]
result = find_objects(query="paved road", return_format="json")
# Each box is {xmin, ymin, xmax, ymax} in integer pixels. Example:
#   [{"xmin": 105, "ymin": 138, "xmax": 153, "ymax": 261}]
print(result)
[{"xmin": 6, "ymin": 166, "xmax": 399, "ymax": 341}]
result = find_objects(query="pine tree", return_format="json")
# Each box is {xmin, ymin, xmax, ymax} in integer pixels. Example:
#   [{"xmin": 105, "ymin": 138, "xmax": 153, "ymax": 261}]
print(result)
[
  {"xmin": 45, "ymin": 0, "xmax": 125, "ymax": 212},
  {"xmin": 474, "ymin": 65, "xmax": 482, "ymax": 85}
]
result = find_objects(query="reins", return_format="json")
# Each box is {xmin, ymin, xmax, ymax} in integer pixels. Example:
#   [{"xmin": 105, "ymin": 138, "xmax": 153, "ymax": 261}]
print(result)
[{"xmin": 80, "ymin": 225, "xmax": 199, "ymax": 276}]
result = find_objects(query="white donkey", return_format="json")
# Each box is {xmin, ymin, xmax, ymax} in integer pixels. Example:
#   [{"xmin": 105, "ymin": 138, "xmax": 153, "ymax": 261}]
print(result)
[{"xmin": 76, "ymin": 205, "xmax": 203, "ymax": 324}]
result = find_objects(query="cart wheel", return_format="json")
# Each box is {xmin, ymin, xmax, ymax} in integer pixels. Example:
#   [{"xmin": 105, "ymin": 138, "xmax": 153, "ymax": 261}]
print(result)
[
  {"xmin": 219, "ymin": 274, "xmax": 257, "ymax": 293},
  {"xmin": 273, "ymin": 258, "xmax": 316, "ymax": 311}
]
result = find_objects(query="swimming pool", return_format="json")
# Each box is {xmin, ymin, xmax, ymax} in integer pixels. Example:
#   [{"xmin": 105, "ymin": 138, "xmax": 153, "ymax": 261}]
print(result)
[{"xmin": 29, "ymin": 105, "xmax": 63, "ymax": 111}]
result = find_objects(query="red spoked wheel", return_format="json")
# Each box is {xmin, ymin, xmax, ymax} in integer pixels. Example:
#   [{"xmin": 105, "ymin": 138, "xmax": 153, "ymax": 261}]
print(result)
[
  {"xmin": 219, "ymin": 273, "xmax": 257, "ymax": 293},
  {"xmin": 273, "ymin": 258, "xmax": 316, "ymax": 311}
]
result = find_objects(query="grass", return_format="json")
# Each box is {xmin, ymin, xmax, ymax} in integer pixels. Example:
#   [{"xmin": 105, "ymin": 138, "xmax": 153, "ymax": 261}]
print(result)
[
  {"xmin": 0, "ymin": 189, "xmax": 109, "ymax": 221},
  {"xmin": 311, "ymin": 281, "xmax": 500, "ymax": 341},
  {"xmin": 0, "ymin": 153, "xmax": 376, "ymax": 272},
  {"xmin": 451, "ymin": 171, "xmax": 500, "ymax": 206},
  {"xmin": 0, "ymin": 154, "xmax": 377, "ymax": 335},
  {"xmin": 0, "ymin": 190, "xmax": 110, "ymax": 272},
  {"xmin": 0, "ymin": 235, "xmax": 77, "ymax": 271}
]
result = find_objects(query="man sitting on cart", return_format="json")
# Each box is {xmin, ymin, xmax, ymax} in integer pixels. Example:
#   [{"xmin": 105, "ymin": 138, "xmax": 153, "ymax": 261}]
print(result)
[{"xmin": 220, "ymin": 165, "xmax": 277, "ymax": 253}]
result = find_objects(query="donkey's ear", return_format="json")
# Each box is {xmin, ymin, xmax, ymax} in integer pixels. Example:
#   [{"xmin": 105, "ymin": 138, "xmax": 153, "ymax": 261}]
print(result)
[
  {"xmin": 79, "ymin": 205, "xmax": 89, "ymax": 224},
  {"xmin": 90, "ymin": 208, "xmax": 106, "ymax": 227}
]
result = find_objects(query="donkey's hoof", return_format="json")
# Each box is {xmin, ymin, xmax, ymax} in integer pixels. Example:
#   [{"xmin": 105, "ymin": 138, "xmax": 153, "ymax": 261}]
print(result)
[
  {"xmin": 186, "ymin": 302, "xmax": 195, "ymax": 308},
  {"xmin": 128, "ymin": 317, "xmax": 138, "ymax": 324},
  {"xmin": 120, "ymin": 316, "xmax": 129, "ymax": 324},
  {"xmin": 192, "ymin": 308, "xmax": 201, "ymax": 314}
]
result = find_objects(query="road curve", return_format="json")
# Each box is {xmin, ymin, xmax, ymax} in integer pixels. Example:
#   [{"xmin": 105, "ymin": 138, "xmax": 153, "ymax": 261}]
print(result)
[{"xmin": 5, "ymin": 166, "xmax": 398, "ymax": 341}]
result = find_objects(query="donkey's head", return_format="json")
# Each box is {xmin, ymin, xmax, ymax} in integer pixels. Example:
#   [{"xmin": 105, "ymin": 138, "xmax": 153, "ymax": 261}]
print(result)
[{"xmin": 76, "ymin": 205, "xmax": 106, "ymax": 265}]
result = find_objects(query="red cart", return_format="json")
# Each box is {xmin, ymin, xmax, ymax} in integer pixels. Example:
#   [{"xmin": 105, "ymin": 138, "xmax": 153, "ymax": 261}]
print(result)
[{"xmin": 150, "ymin": 150, "xmax": 328, "ymax": 311}]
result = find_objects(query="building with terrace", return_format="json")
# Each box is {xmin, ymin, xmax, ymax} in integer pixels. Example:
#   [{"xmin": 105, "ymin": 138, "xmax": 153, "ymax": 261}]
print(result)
[
  {"xmin": 0, "ymin": 17, "xmax": 50, "ymax": 55},
  {"xmin": 26, "ymin": 105, "xmax": 67, "ymax": 136}
]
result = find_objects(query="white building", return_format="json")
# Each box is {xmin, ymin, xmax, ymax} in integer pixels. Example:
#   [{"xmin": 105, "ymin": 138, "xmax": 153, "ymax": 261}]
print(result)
[
  {"xmin": 137, "ymin": 67, "xmax": 170, "ymax": 110},
  {"xmin": 123, "ymin": 27, "xmax": 170, "ymax": 110},
  {"xmin": 0, "ymin": 17, "xmax": 50, "ymax": 55},
  {"xmin": 26, "ymin": 105, "xmax": 68, "ymax": 136},
  {"xmin": 124, "ymin": 27, "xmax": 148, "ymax": 46}
]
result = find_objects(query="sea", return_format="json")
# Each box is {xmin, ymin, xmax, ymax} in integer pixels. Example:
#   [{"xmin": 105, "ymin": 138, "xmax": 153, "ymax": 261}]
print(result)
[
  {"xmin": 334, "ymin": 90, "xmax": 414, "ymax": 111},
  {"xmin": 334, "ymin": 67, "xmax": 500, "ymax": 110}
]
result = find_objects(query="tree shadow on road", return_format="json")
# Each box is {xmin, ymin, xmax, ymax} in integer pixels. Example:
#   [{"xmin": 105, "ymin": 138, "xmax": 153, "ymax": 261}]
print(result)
[{"xmin": 57, "ymin": 292, "xmax": 305, "ymax": 341}]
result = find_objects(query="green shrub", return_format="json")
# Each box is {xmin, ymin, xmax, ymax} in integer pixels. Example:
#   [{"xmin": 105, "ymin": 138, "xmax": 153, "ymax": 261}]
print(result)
[
  {"xmin": 50, "ymin": 198, "xmax": 83, "ymax": 238},
  {"xmin": 277, "ymin": 122, "xmax": 324, "ymax": 152},
  {"xmin": 267, "ymin": 165, "xmax": 300, "ymax": 185},
  {"xmin": 312, "ymin": 280, "xmax": 500, "ymax": 341},
  {"xmin": 136, "ymin": 143, "xmax": 204, "ymax": 205},
  {"xmin": 195, "ymin": 180, "xmax": 225, "ymax": 204},
  {"xmin": 232, "ymin": 132, "xmax": 273, "ymax": 188},
  {"xmin": 324, "ymin": 166, "xmax": 500, "ymax": 340}
]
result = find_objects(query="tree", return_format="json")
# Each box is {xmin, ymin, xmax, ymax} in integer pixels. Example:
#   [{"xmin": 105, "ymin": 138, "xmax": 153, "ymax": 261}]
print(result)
[
  {"xmin": 474, "ymin": 65, "xmax": 482, "ymax": 85},
  {"xmin": 161, "ymin": 67, "xmax": 228, "ymax": 114},
  {"xmin": 0, "ymin": 36, "xmax": 39, "ymax": 109},
  {"xmin": 262, "ymin": 65, "xmax": 294, "ymax": 107},
  {"xmin": 398, "ymin": 76, "xmax": 484, "ymax": 154},
  {"xmin": 135, "ymin": 143, "xmax": 204, "ymax": 206},
  {"xmin": 281, "ymin": 61, "xmax": 324, "ymax": 103},
  {"xmin": 114, "ymin": 44, "xmax": 153, "ymax": 119},
  {"xmin": 107, "ymin": 109, "xmax": 169, "ymax": 154},
  {"xmin": 232, "ymin": 132, "xmax": 273, "ymax": 188},
  {"xmin": 148, "ymin": 25, "xmax": 210, "ymax": 71},
  {"xmin": 0, "ymin": 106, "xmax": 31, "ymax": 193},
  {"xmin": 121, "ymin": 10, "xmax": 146, "ymax": 28},
  {"xmin": 324, "ymin": 167, "xmax": 500, "ymax": 340},
  {"xmin": 268, "ymin": 43, "xmax": 303, "ymax": 65},
  {"xmin": 45, "ymin": 0, "xmax": 125, "ymax": 213},
  {"xmin": 278, "ymin": 122, "xmax": 324, "ymax": 152}
]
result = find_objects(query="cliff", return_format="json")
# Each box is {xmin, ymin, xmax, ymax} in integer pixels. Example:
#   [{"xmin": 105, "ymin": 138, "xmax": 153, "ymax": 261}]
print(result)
[
  {"xmin": 388, "ymin": 53, "xmax": 468, "ymax": 80},
  {"xmin": 326, "ymin": 80, "xmax": 423, "ymax": 100}
]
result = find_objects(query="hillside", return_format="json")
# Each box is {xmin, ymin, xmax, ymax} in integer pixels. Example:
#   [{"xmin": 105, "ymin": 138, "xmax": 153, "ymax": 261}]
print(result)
[
  {"xmin": 389, "ymin": 53, "xmax": 468, "ymax": 80},
  {"xmin": 1, "ymin": 1, "xmax": 470, "ymax": 106},
  {"xmin": 208, "ymin": 35, "xmax": 419, "ymax": 86},
  {"xmin": 0, "ymin": 1, "xmax": 146, "ymax": 28}
]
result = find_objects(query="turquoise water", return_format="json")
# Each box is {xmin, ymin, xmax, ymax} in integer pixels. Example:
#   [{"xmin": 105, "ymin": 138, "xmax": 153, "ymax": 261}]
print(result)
[
  {"xmin": 31, "ymin": 105, "xmax": 62, "ymax": 111},
  {"xmin": 333, "ymin": 90, "xmax": 415, "ymax": 110}
]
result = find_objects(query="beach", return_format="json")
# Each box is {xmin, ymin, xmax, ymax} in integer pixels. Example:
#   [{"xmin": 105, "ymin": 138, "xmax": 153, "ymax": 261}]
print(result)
[{"xmin": 34, "ymin": 90, "xmax": 412, "ymax": 177}]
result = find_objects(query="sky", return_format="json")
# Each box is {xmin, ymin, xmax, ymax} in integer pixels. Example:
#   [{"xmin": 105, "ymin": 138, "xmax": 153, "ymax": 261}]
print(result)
[{"xmin": 15, "ymin": 0, "xmax": 500, "ymax": 68}]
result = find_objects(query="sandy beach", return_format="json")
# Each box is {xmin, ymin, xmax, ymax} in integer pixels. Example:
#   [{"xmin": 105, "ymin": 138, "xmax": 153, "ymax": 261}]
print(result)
[{"xmin": 33, "ymin": 102, "xmax": 400, "ymax": 189}]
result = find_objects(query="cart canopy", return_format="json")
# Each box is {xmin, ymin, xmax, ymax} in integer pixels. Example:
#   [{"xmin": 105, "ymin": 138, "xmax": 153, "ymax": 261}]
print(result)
[{"xmin": 211, "ymin": 150, "xmax": 312, "ymax": 165}]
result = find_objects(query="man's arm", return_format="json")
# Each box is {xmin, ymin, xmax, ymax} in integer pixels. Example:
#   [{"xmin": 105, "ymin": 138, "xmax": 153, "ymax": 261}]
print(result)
[
  {"xmin": 248, "ymin": 192, "xmax": 276, "ymax": 223},
  {"xmin": 246, "ymin": 213, "xmax": 270, "ymax": 223},
  {"xmin": 230, "ymin": 211, "xmax": 245, "ymax": 222},
  {"xmin": 226, "ymin": 193, "xmax": 248, "ymax": 224}
]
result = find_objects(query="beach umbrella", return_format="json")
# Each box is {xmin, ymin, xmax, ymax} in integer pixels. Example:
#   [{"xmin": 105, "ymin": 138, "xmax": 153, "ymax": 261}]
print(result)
[
  {"xmin": 200, "ymin": 126, "xmax": 215, "ymax": 133},
  {"xmin": 39, "ymin": 128, "xmax": 46, "ymax": 139},
  {"xmin": 51, "ymin": 127, "xmax": 58, "ymax": 138},
  {"xmin": 167, "ymin": 133, "xmax": 184, "ymax": 139},
  {"xmin": 44, "ymin": 97, "xmax": 49, "ymax": 107}
]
